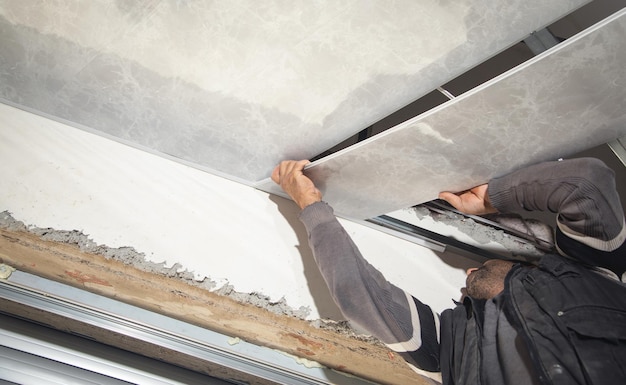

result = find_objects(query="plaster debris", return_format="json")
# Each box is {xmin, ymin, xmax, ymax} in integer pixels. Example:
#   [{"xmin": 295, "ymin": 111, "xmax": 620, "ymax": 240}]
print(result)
[
  {"xmin": 27, "ymin": 224, "xmax": 216, "ymax": 287},
  {"xmin": 310, "ymin": 319, "xmax": 385, "ymax": 347},
  {"xmin": 214, "ymin": 284, "xmax": 311, "ymax": 319},
  {"xmin": 484, "ymin": 213, "xmax": 555, "ymax": 251},
  {"xmin": 277, "ymin": 351, "xmax": 325, "ymax": 369},
  {"xmin": 0, "ymin": 210, "xmax": 311, "ymax": 319},
  {"xmin": 410, "ymin": 205, "xmax": 550, "ymax": 260},
  {"xmin": 0, "ymin": 264, "xmax": 16, "ymax": 279},
  {"xmin": 0, "ymin": 211, "xmax": 28, "ymax": 231},
  {"xmin": 227, "ymin": 337, "xmax": 241, "ymax": 346}
]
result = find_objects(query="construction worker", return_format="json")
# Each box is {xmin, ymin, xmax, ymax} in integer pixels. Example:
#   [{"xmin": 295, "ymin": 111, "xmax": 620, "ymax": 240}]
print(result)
[{"xmin": 272, "ymin": 157, "xmax": 626, "ymax": 384}]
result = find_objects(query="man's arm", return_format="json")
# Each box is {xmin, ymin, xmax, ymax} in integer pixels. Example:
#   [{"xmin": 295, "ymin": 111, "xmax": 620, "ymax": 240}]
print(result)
[
  {"xmin": 491, "ymin": 157, "xmax": 625, "ymax": 275},
  {"xmin": 272, "ymin": 161, "xmax": 441, "ymax": 371},
  {"xmin": 442, "ymin": 157, "xmax": 626, "ymax": 275}
]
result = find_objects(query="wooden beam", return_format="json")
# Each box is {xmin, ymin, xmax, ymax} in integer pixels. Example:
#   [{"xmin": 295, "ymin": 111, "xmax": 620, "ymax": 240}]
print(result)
[{"xmin": 0, "ymin": 228, "xmax": 432, "ymax": 385}]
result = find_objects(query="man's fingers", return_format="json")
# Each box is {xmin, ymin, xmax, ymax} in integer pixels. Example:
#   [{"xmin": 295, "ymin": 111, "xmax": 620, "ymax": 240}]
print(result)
[
  {"xmin": 289, "ymin": 160, "xmax": 310, "ymax": 178},
  {"xmin": 271, "ymin": 160, "xmax": 311, "ymax": 186},
  {"xmin": 439, "ymin": 191, "xmax": 462, "ymax": 210},
  {"xmin": 271, "ymin": 164, "xmax": 281, "ymax": 184},
  {"xmin": 270, "ymin": 160, "xmax": 321, "ymax": 209},
  {"xmin": 298, "ymin": 159, "xmax": 311, "ymax": 167}
]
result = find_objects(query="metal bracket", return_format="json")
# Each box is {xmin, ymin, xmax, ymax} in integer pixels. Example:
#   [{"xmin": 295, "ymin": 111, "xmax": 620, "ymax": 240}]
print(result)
[
  {"xmin": 524, "ymin": 28, "xmax": 561, "ymax": 54},
  {"xmin": 608, "ymin": 136, "xmax": 626, "ymax": 167}
]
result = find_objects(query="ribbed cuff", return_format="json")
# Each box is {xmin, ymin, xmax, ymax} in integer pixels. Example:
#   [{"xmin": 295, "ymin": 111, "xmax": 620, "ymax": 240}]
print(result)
[
  {"xmin": 487, "ymin": 176, "xmax": 520, "ymax": 212},
  {"xmin": 298, "ymin": 201, "xmax": 336, "ymax": 233},
  {"xmin": 558, "ymin": 219, "xmax": 626, "ymax": 252}
]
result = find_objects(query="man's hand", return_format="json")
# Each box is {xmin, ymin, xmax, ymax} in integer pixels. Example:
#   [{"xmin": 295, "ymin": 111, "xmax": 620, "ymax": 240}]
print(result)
[
  {"xmin": 271, "ymin": 160, "xmax": 322, "ymax": 209},
  {"xmin": 438, "ymin": 184, "xmax": 498, "ymax": 216}
]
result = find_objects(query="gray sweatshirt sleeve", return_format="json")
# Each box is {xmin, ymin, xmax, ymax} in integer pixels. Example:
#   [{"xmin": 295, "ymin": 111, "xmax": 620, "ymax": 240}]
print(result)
[
  {"xmin": 488, "ymin": 157, "xmax": 626, "ymax": 275},
  {"xmin": 299, "ymin": 202, "xmax": 441, "ymax": 372}
]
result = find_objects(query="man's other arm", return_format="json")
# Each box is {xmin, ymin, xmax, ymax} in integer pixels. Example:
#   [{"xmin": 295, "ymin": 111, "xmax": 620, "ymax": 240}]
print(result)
[
  {"xmin": 300, "ymin": 201, "xmax": 441, "ymax": 371},
  {"xmin": 490, "ymin": 158, "xmax": 625, "ymax": 275}
]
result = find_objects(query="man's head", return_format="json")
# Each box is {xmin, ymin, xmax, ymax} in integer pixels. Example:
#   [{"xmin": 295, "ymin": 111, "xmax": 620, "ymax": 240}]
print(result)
[{"xmin": 465, "ymin": 259, "xmax": 515, "ymax": 300}]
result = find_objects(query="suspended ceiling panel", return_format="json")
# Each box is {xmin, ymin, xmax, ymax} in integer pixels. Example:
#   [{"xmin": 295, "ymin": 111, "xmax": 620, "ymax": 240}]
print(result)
[
  {"xmin": 259, "ymin": 9, "xmax": 626, "ymax": 219},
  {"xmin": 0, "ymin": 0, "xmax": 586, "ymax": 183}
]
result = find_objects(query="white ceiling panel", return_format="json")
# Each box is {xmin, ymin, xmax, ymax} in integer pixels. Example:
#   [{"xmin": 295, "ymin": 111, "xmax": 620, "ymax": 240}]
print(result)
[
  {"xmin": 257, "ymin": 9, "xmax": 626, "ymax": 219},
  {"xmin": 0, "ymin": 0, "xmax": 586, "ymax": 182}
]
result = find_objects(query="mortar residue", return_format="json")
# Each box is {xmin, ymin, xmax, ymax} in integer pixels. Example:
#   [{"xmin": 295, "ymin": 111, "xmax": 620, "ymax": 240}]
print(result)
[
  {"xmin": 411, "ymin": 205, "xmax": 552, "ymax": 261},
  {"xmin": 0, "ymin": 210, "xmax": 417, "ymax": 345},
  {"xmin": 0, "ymin": 210, "xmax": 314, "ymax": 320},
  {"xmin": 309, "ymin": 319, "xmax": 385, "ymax": 346}
]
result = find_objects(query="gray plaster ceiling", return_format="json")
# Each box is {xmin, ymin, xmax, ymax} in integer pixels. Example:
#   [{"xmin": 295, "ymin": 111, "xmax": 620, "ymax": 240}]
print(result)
[
  {"xmin": 260, "ymin": 10, "xmax": 626, "ymax": 218},
  {"xmin": 1, "ymin": 0, "xmax": 586, "ymax": 181},
  {"xmin": 2, "ymin": 0, "xmax": 625, "ymax": 219}
]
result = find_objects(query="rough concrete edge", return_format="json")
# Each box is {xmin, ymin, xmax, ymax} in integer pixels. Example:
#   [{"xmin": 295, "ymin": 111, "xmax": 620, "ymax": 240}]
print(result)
[
  {"xmin": 410, "ymin": 205, "xmax": 551, "ymax": 261},
  {"xmin": 0, "ymin": 210, "xmax": 381, "ymax": 344}
]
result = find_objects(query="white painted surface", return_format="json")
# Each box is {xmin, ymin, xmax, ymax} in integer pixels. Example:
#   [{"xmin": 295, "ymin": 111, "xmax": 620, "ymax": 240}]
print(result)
[{"xmin": 0, "ymin": 103, "xmax": 473, "ymax": 320}]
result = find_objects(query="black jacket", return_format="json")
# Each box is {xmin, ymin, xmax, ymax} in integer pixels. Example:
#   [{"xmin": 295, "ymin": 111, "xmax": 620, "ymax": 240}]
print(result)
[{"xmin": 440, "ymin": 253, "xmax": 626, "ymax": 384}]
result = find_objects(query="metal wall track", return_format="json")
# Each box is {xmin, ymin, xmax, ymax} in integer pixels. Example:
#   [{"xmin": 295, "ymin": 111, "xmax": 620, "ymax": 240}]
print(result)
[{"xmin": 0, "ymin": 271, "xmax": 372, "ymax": 385}]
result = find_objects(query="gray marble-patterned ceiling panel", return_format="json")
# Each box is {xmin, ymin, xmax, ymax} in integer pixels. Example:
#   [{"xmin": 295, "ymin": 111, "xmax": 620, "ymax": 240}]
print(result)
[
  {"xmin": 0, "ymin": 0, "xmax": 586, "ymax": 182},
  {"xmin": 257, "ymin": 9, "xmax": 626, "ymax": 219}
]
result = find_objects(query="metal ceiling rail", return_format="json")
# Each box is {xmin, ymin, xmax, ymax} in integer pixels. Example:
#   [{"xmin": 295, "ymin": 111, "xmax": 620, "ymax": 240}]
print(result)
[
  {"xmin": 0, "ymin": 271, "xmax": 369, "ymax": 385},
  {"xmin": 1, "ymin": 307, "xmax": 245, "ymax": 384},
  {"xmin": 421, "ymin": 200, "xmax": 555, "ymax": 253},
  {"xmin": 364, "ymin": 198, "xmax": 554, "ymax": 263},
  {"xmin": 367, "ymin": 215, "xmax": 498, "ymax": 263},
  {"xmin": 608, "ymin": 137, "xmax": 626, "ymax": 167}
]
